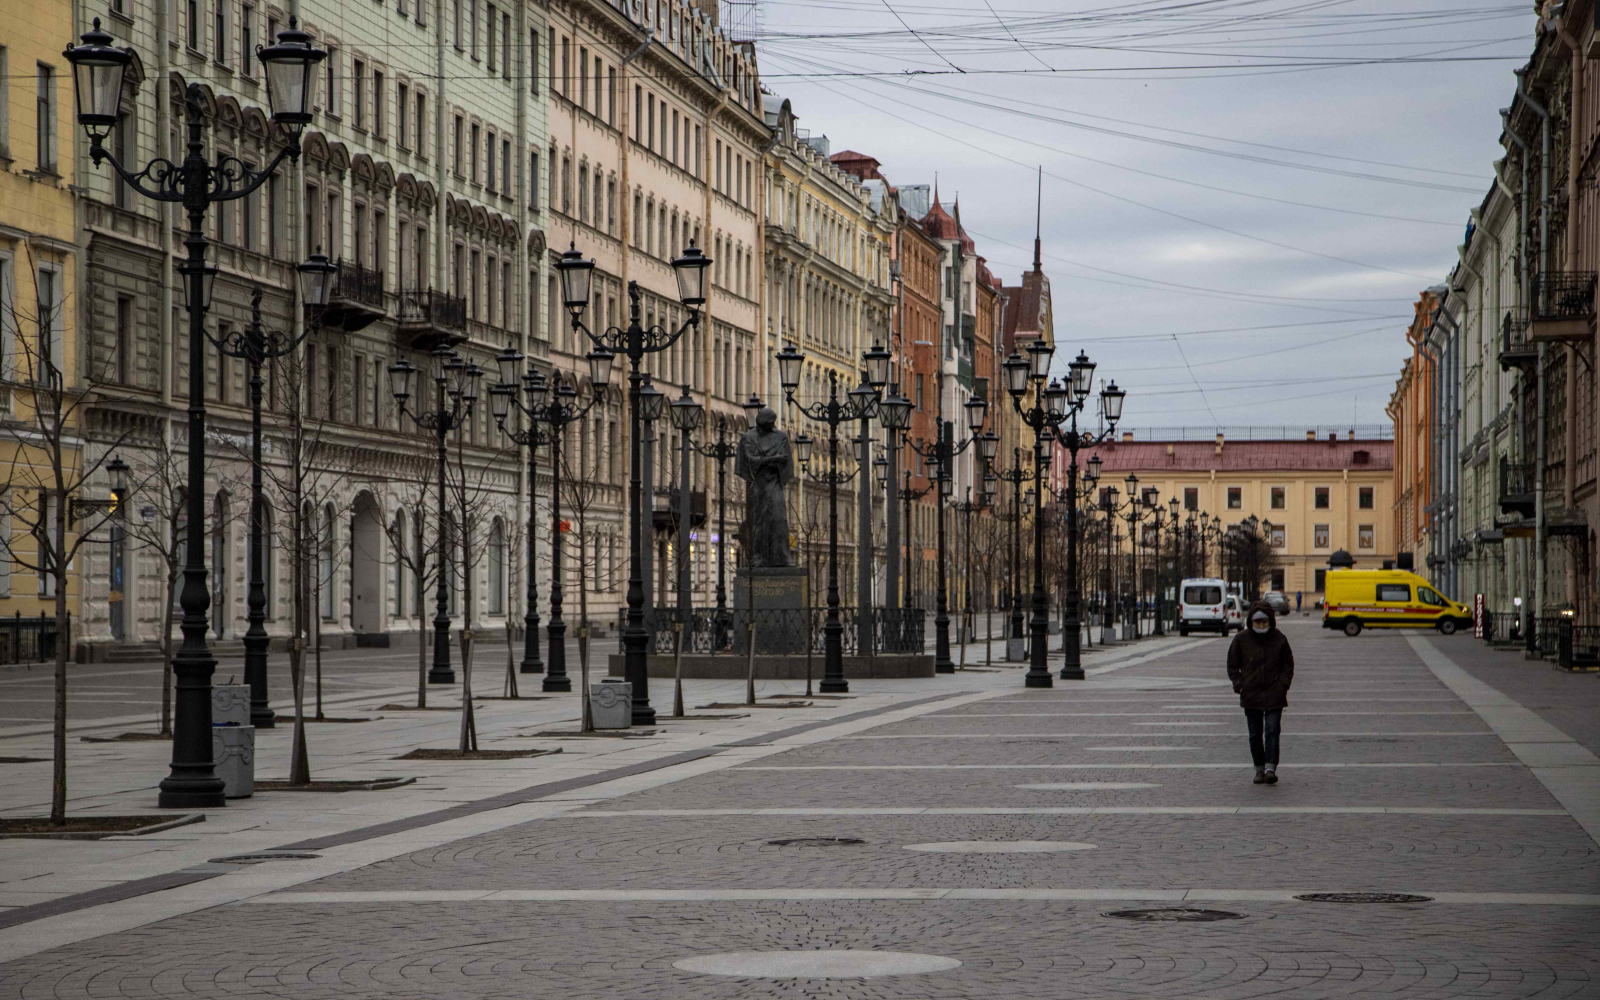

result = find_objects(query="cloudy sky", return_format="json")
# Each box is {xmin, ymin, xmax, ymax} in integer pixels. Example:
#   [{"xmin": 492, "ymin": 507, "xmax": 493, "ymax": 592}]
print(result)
[{"xmin": 748, "ymin": 0, "xmax": 1530, "ymax": 434}]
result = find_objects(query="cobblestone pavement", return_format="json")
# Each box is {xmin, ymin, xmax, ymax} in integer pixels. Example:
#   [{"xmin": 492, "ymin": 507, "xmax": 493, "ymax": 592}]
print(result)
[{"xmin": 2, "ymin": 621, "xmax": 1597, "ymax": 998}]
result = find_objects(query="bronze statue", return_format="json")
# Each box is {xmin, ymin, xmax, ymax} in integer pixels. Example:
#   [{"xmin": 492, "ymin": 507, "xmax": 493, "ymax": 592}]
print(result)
[{"xmin": 735, "ymin": 407, "xmax": 795, "ymax": 568}]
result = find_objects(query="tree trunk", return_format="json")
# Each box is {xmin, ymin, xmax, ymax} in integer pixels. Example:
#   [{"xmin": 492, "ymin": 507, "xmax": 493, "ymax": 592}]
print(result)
[
  {"xmin": 49, "ymin": 499, "xmax": 68, "ymax": 825},
  {"xmin": 160, "ymin": 566, "xmax": 178, "ymax": 735}
]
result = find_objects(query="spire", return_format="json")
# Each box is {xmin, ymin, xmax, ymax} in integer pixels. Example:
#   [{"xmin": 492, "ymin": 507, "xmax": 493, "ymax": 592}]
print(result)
[{"xmin": 1033, "ymin": 166, "xmax": 1042, "ymax": 272}]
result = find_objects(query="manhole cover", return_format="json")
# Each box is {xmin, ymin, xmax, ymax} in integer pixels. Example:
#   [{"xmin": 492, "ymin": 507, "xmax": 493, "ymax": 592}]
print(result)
[
  {"xmin": 209, "ymin": 853, "xmax": 323, "ymax": 864},
  {"xmin": 1103, "ymin": 907, "xmax": 1246, "ymax": 922},
  {"xmin": 1294, "ymin": 892, "xmax": 1433, "ymax": 904},
  {"xmin": 766, "ymin": 837, "xmax": 866, "ymax": 847}
]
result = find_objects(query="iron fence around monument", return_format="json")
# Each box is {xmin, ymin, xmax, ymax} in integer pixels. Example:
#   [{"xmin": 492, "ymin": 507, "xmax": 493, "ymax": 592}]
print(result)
[{"xmin": 616, "ymin": 606, "xmax": 927, "ymax": 656}]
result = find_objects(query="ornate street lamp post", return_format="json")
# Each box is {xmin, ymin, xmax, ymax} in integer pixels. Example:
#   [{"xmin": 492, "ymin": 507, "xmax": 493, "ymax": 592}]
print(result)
[
  {"xmin": 667, "ymin": 385, "xmax": 705, "ymax": 666},
  {"xmin": 66, "ymin": 17, "xmax": 324, "ymax": 807},
  {"xmin": 554, "ymin": 243, "xmax": 709, "ymax": 724},
  {"xmin": 994, "ymin": 446, "xmax": 1037, "ymax": 657},
  {"xmin": 1001, "ymin": 343, "xmax": 1124, "ymax": 684},
  {"xmin": 686, "ymin": 416, "xmax": 742, "ymax": 650},
  {"xmin": 899, "ymin": 404, "xmax": 994, "ymax": 674},
  {"xmin": 950, "ymin": 488, "xmax": 987, "ymax": 663},
  {"xmin": 214, "ymin": 262, "xmax": 337, "ymax": 726},
  {"xmin": 490, "ymin": 346, "xmax": 615, "ymax": 689},
  {"xmin": 388, "ymin": 349, "xmax": 484, "ymax": 683},
  {"xmin": 776, "ymin": 344, "xmax": 892, "ymax": 691}
]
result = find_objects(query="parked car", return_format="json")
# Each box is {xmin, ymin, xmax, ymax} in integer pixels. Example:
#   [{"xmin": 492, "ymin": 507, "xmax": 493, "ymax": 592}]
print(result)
[
  {"xmin": 1264, "ymin": 591, "xmax": 1291, "ymax": 615},
  {"xmin": 1178, "ymin": 578, "xmax": 1230, "ymax": 636}
]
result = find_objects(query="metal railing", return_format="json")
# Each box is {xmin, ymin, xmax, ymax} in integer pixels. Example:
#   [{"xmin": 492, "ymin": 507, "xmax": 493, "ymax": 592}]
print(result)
[
  {"xmin": 1533, "ymin": 616, "xmax": 1562, "ymax": 658},
  {"xmin": 1480, "ymin": 611, "xmax": 1522, "ymax": 645},
  {"xmin": 1499, "ymin": 458, "xmax": 1536, "ymax": 508},
  {"xmin": 617, "ymin": 606, "xmax": 927, "ymax": 656},
  {"xmin": 1557, "ymin": 621, "xmax": 1600, "ymax": 669},
  {"xmin": 333, "ymin": 259, "xmax": 386, "ymax": 308},
  {"xmin": 398, "ymin": 288, "xmax": 468, "ymax": 331},
  {"xmin": 1533, "ymin": 271, "xmax": 1597, "ymax": 322},
  {"xmin": 0, "ymin": 613, "xmax": 65, "ymax": 665}
]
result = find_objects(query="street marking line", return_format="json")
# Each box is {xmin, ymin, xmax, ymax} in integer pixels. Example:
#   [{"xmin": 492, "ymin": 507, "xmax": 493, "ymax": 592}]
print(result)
[
  {"xmin": 732, "ymin": 763, "xmax": 1524, "ymax": 770},
  {"xmin": 554, "ymin": 806, "xmax": 1566, "ymax": 817},
  {"xmin": 836, "ymin": 732, "xmax": 1496, "ymax": 739},
  {"xmin": 245, "ymin": 888, "xmax": 1600, "ymax": 906},
  {"xmin": 1407, "ymin": 635, "xmax": 1600, "ymax": 849}
]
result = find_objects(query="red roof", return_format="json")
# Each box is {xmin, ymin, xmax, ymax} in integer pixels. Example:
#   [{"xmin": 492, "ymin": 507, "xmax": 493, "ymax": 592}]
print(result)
[
  {"xmin": 1089, "ymin": 438, "xmax": 1393, "ymax": 473},
  {"xmin": 920, "ymin": 191, "xmax": 975, "ymax": 253},
  {"xmin": 830, "ymin": 150, "xmax": 882, "ymax": 180}
]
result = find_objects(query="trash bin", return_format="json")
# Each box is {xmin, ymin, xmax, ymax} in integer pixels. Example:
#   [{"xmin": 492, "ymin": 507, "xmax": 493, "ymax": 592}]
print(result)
[
  {"xmin": 212, "ymin": 684, "xmax": 250, "ymax": 727},
  {"xmin": 590, "ymin": 678, "xmax": 633, "ymax": 729}
]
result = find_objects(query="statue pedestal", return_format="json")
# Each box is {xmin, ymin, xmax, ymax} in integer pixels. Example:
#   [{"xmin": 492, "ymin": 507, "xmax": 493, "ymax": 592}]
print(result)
[{"xmin": 734, "ymin": 566, "xmax": 809, "ymax": 655}]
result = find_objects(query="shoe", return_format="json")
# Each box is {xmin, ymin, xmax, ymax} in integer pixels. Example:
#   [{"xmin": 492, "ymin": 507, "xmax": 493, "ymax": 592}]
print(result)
[
  {"xmin": 1264, "ymin": 767, "xmax": 1278, "ymax": 785},
  {"xmin": 1253, "ymin": 767, "xmax": 1266, "ymax": 784}
]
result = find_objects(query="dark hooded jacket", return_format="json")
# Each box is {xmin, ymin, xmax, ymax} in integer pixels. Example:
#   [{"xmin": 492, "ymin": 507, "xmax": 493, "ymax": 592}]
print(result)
[{"xmin": 1226, "ymin": 601, "xmax": 1294, "ymax": 710}]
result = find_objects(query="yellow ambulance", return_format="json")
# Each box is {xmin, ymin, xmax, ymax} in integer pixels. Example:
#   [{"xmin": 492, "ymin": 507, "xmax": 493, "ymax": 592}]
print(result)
[{"xmin": 1320, "ymin": 569, "xmax": 1473, "ymax": 636}]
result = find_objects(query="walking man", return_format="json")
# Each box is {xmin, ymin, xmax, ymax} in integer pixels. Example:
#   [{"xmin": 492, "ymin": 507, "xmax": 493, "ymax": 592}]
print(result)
[
  {"xmin": 1227, "ymin": 601, "xmax": 1294, "ymax": 784},
  {"xmin": 1294, "ymin": 590, "xmax": 1302, "ymax": 613}
]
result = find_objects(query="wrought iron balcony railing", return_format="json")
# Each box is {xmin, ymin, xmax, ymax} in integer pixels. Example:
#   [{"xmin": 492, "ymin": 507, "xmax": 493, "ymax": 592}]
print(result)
[
  {"xmin": 397, "ymin": 288, "xmax": 467, "ymax": 330},
  {"xmin": 333, "ymin": 259, "xmax": 386, "ymax": 309},
  {"xmin": 1531, "ymin": 271, "xmax": 1596, "ymax": 338}
]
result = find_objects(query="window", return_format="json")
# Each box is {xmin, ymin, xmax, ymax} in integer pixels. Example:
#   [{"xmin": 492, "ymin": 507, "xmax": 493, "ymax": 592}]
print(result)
[
  {"xmin": 241, "ymin": 8, "xmax": 254, "ymax": 75},
  {"xmin": 324, "ymin": 47, "xmax": 340, "ymax": 117},
  {"xmin": 35, "ymin": 64, "xmax": 54, "ymax": 173},
  {"xmin": 1314, "ymin": 486, "xmax": 1330, "ymax": 509},
  {"xmin": 487, "ymin": 4, "xmax": 497, "ymax": 71},
  {"xmin": 1313, "ymin": 524, "xmax": 1329, "ymax": 549},
  {"xmin": 215, "ymin": 5, "xmax": 227, "ymax": 63},
  {"xmin": 1270, "ymin": 486, "xmax": 1285, "ymax": 510},
  {"xmin": 319, "ymin": 504, "xmax": 336, "ymax": 619},
  {"xmin": 353, "ymin": 59, "xmax": 365, "ymax": 128},
  {"xmin": 1358, "ymin": 524, "xmax": 1374, "ymax": 549},
  {"xmin": 1358, "ymin": 486, "xmax": 1374, "ymax": 510},
  {"xmin": 1314, "ymin": 569, "xmax": 1326, "ymax": 592},
  {"xmin": 470, "ymin": 0, "xmax": 479, "ymax": 58},
  {"xmin": 486, "ymin": 130, "xmax": 496, "ymax": 191},
  {"xmin": 470, "ymin": 123, "xmax": 480, "ymax": 182},
  {"xmin": 1183, "ymin": 585, "xmax": 1222, "ymax": 606},
  {"xmin": 1418, "ymin": 587, "xmax": 1445, "ymax": 607},
  {"xmin": 36, "ymin": 263, "xmax": 61, "ymax": 377},
  {"xmin": 453, "ymin": 115, "xmax": 463, "ymax": 174},
  {"xmin": 391, "ymin": 510, "xmax": 406, "ymax": 617},
  {"xmin": 114, "ymin": 295, "xmax": 134, "ymax": 384},
  {"xmin": 530, "ymin": 28, "xmax": 539, "ymax": 95},
  {"xmin": 502, "ymin": 139, "xmax": 510, "ymax": 199},
  {"xmin": 529, "ymin": 149, "xmax": 539, "ymax": 208},
  {"xmin": 187, "ymin": 0, "xmax": 201, "ymax": 49},
  {"xmin": 1377, "ymin": 583, "xmax": 1410, "ymax": 603},
  {"xmin": 608, "ymin": 65, "xmax": 615, "ymax": 122},
  {"xmin": 577, "ymin": 45, "xmax": 586, "ymax": 107},
  {"xmin": 397, "ymin": 82, "xmax": 408, "ymax": 147},
  {"xmin": 1183, "ymin": 487, "xmax": 1198, "ymax": 511},
  {"xmin": 502, "ymin": 13, "xmax": 511, "ymax": 77},
  {"xmin": 373, "ymin": 71, "xmax": 384, "ymax": 137},
  {"xmin": 1271, "ymin": 569, "xmax": 1285, "ymax": 591},
  {"xmin": 415, "ymin": 91, "xmax": 426, "ymax": 154},
  {"xmin": 1227, "ymin": 487, "xmax": 1241, "ymax": 509},
  {"xmin": 1268, "ymin": 526, "xmax": 1284, "ymax": 548},
  {"xmin": 0, "ymin": 47, "xmax": 9, "ymax": 159}
]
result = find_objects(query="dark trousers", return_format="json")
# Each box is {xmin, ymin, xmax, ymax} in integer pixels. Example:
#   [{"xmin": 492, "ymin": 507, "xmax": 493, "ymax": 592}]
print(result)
[{"xmin": 1244, "ymin": 708, "xmax": 1282, "ymax": 768}]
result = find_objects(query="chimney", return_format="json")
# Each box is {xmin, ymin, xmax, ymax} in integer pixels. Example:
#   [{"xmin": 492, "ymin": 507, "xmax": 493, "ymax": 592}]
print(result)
[
  {"xmin": 1348, "ymin": 429, "xmax": 1355, "ymax": 441},
  {"xmin": 1328, "ymin": 432, "xmax": 1337, "ymax": 445},
  {"xmin": 1121, "ymin": 431, "xmax": 1134, "ymax": 443},
  {"xmin": 1306, "ymin": 430, "xmax": 1316, "ymax": 440}
]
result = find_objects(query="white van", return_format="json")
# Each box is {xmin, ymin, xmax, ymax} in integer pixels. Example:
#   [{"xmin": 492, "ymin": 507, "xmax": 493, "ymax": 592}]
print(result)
[{"xmin": 1178, "ymin": 578, "xmax": 1230, "ymax": 636}]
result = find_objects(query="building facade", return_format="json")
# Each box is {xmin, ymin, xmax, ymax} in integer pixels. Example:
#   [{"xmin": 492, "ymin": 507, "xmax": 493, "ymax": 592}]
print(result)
[{"xmin": 1094, "ymin": 435, "xmax": 1396, "ymax": 601}]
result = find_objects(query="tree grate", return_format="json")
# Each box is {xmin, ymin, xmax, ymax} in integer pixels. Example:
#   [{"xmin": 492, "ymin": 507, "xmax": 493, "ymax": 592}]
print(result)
[
  {"xmin": 1103, "ymin": 907, "xmax": 1246, "ymax": 922},
  {"xmin": 210, "ymin": 853, "xmax": 323, "ymax": 864},
  {"xmin": 1295, "ymin": 892, "xmax": 1433, "ymax": 904},
  {"xmin": 765, "ymin": 837, "xmax": 866, "ymax": 847}
]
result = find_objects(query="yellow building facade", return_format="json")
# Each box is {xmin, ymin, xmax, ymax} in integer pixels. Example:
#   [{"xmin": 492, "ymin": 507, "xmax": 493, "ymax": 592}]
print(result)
[
  {"xmin": 0, "ymin": 5, "xmax": 85, "ymax": 623},
  {"xmin": 1093, "ymin": 434, "xmax": 1396, "ymax": 600}
]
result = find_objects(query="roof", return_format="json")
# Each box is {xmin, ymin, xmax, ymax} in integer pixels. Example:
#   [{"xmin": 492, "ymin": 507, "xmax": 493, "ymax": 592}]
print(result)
[
  {"xmin": 920, "ymin": 190, "xmax": 974, "ymax": 253},
  {"xmin": 830, "ymin": 149, "xmax": 882, "ymax": 180},
  {"xmin": 1089, "ymin": 438, "xmax": 1394, "ymax": 473}
]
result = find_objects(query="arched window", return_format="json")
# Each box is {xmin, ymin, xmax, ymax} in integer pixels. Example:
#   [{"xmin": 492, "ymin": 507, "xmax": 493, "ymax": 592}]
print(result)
[
  {"xmin": 211, "ymin": 491, "xmax": 231, "ymax": 638},
  {"xmin": 261, "ymin": 503, "xmax": 275, "ymax": 620},
  {"xmin": 319, "ymin": 502, "xmax": 336, "ymax": 621},
  {"xmin": 391, "ymin": 509, "xmax": 407, "ymax": 618},
  {"xmin": 413, "ymin": 507, "xmax": 426, "ymax": 617},
  {"xmin": 488, "ymin": 517, "xmax": 506, "ymax": 615}
]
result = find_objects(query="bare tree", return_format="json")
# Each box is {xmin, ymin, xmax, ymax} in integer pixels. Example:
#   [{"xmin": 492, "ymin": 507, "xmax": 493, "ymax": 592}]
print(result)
[
  {"xmin": 558, "ymin": 392, "xmax": 621, "ymax": 731},
  {"xmin": 0, "ymin": 257, "xmax": 134, "ymax": 823},
  {"xmin": 113, "ymin": 427, "xmax": 189, "ymax": 734},
  {"xmin": 374, "ymin": 470, "xmax": 443, "ymax": 707}
]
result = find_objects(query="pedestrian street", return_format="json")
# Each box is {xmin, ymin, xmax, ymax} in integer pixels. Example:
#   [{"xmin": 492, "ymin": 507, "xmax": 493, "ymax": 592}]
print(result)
[{"xmin": 2, "ymin": 619, "xmax": 1597, "ymax": 998}]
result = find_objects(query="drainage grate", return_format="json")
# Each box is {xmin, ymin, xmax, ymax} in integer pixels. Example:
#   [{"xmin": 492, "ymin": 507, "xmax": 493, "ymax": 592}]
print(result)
[
  {"xmin": 209, "ymin": 853, "xmax": 323, "ymax": 864},
  {"xmin": 765, "ymin": 837, "xmax": 866, "ymax": 847},
  {"xmin": 1295, "ymin": 892, "xmax": 1433, "ymax": 904},
  {"xmin": 1103, "ymin": 907, "xmax": 1246, "ymax": 922}
]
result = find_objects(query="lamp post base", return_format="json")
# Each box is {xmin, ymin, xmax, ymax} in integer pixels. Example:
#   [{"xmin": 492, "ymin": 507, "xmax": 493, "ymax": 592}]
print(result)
[{"xmin": 427, "ymin": 668, "xmax": 456, "ymax": 684}]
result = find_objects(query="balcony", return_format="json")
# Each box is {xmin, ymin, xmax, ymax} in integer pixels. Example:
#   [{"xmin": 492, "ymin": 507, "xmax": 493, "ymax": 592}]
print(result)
[
  {"xmin": 396, "ymin": 289, "xmax": 467, "ymax": 351},
  {"xmin": 323, "ymin": 259, "xmax": 388, "ymax": 333},
  {"xmin": 1498, "ymin": 312, "xmax": 1537, "ymax": 371},
  {"xmin": 1498, "ymin": 457, "xmax": 1536, "ymax": 518},
  {"xmin": 652, "ymin": 489, "xmax": 707, "ymax": 535},
  {"xmin": 1530, "ymin": 271, "xmax": 1596, "ymax": 342}
]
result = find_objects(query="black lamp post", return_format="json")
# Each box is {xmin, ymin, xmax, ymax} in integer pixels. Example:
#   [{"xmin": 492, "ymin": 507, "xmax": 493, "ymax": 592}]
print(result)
[
  {"xmin": 214, "ymin": 262, "xmax": 336, "ymax": 727},
  {"xmin": 67, "ymin": 17, "xmax": 324, "ymax": 807},
  {"xmin": 896, "ymin": 397, "xmax": 992, "ymax": 674},
  {"xmin": 687, "ymin": 417, "xmax": 741, "ymax": 650},
  {"xmin": 994, "ymin": 446, "xmax": 1037, "ymax": 654},
  {"xmin": 1001, "ymin": 342, "xmax": 1125, "ymax": 685},
  {"xmin": 888, "ymin": 466, "xmax": 932, "ymax": 626},
  {"xmin": 388, "ymin": 348, "xmax": 484, "ymax": 683},
  {"xmin": 777, "ymin": 346, "xmax": 891, "ymax": 692},
  {"xmin": 554, "ymin": 242, "xmax": 709, "ymax": 725},
  {"xmin": 490, "ymin": 346, "xmax": 615, "ymax": 690},
  {"xmin": 950, "ymin": 488, "xmax": 987, "ymax": 659},
  {"xmin": 667, "ymin": 385, "xmax": 705, "ymax": 663},
  {"xmin": 488, "ymin": 368, "xmax": 548, "ymax": 677}
]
